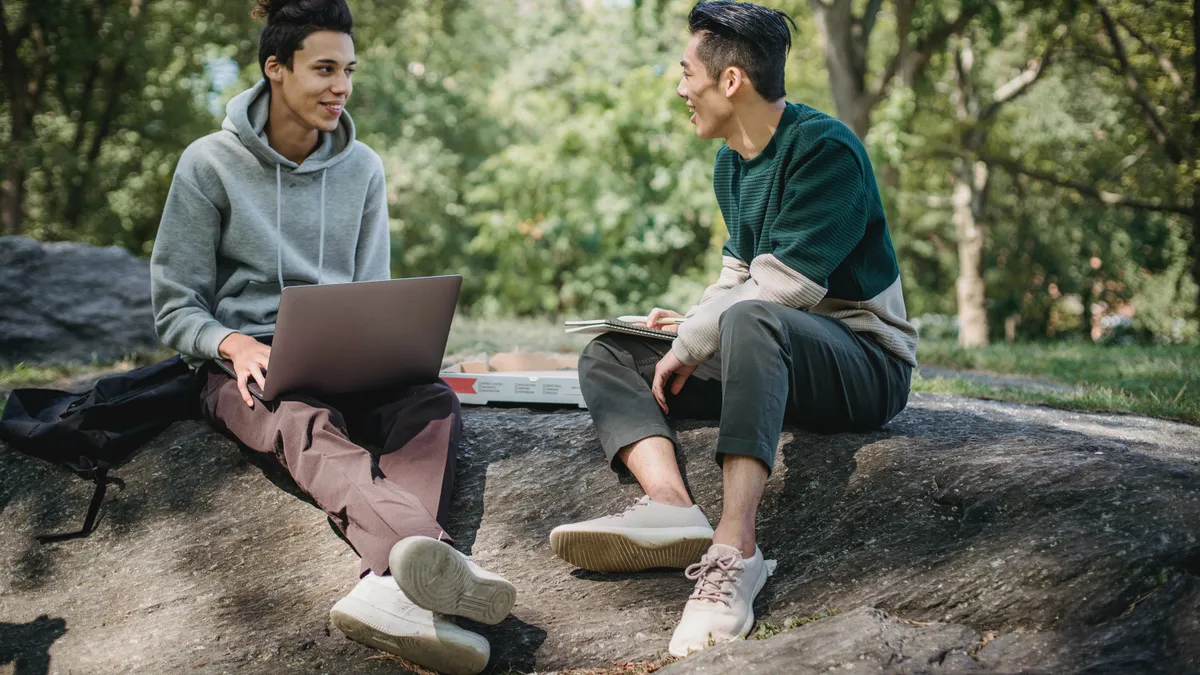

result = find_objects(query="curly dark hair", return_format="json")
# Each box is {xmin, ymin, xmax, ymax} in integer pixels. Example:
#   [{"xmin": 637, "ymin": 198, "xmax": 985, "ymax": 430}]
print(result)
[{"xmin": 252, "ymin": 0, "xmax": 354, "ymax": 77}]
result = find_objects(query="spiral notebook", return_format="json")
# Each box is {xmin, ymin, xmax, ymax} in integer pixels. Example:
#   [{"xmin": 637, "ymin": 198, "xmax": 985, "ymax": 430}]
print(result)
[{"xmin": 564, "ymin": 319, "xmax": 677, "ymax": 341}]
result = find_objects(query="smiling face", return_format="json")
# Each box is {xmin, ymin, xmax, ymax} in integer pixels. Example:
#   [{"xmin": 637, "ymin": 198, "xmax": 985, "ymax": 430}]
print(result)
[
  {"xmin": 264, "ymin": 30, "xmax": 356, "ymax": 133},
  {"xmin": 677, "ymin": 33, "xmax": 735, "ymax": 140}
]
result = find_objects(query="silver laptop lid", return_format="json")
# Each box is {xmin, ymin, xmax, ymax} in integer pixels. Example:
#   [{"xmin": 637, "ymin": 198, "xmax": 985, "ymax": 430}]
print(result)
[{"xmin": 263, "ymin": 275, "xmax": 462, "ymax": 399}]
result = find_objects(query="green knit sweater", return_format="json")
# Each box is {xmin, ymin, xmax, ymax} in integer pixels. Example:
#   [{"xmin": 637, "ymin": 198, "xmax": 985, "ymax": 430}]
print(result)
[{"xmin": 673, "ymin": 103, "xmax": 918, "ymax": 367}]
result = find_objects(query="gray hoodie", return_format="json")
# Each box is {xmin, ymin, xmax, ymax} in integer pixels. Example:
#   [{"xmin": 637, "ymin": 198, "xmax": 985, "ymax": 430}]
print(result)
[{"xmin": 150, "ymin": 80, "xmax": 390, "ymax": 363}]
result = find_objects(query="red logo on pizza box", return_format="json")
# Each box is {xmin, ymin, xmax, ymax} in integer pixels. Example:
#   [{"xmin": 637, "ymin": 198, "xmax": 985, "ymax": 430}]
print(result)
[{"xmin": 444, "ymin": 377, "xmax": 478, "ymax": 394}]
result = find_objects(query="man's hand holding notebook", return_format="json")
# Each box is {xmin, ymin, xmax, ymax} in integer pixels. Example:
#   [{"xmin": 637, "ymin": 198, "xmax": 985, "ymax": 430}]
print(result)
[{"xmin": 564, "ymin": 308, "xmax": 685, "ymax": 340}]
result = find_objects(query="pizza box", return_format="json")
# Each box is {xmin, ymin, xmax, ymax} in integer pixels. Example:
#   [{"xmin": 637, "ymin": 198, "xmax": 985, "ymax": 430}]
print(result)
[{"xmin": 439, "ymin": 352, "xmax": 586, "ymax": 408}]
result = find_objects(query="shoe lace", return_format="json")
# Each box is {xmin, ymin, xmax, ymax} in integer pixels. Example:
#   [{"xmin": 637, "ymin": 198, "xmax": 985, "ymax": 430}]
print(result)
[{"xmin": 684, "ymin": 552, "xmax": 743, "ymax": 607}]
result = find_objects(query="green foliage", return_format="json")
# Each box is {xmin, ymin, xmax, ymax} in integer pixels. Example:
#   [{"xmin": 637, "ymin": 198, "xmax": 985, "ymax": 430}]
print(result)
[
  {"xmin": 463, "ymin": 4, "xmax": 717, "ymax": 315},
  {"xmin": 876, "ymin": 0, "xmax": 1197, "ymax": 341},
  {"xmin": 3, "ymin": 0, "xmax": 259, "ymax": 253},
  {"xmin": 1129, "ymin": 260, "xmax": 1199, "ymax": 344},
  {"xmin": 2, "ymin": 0, "xmax": 1197, "ymax": 343}
]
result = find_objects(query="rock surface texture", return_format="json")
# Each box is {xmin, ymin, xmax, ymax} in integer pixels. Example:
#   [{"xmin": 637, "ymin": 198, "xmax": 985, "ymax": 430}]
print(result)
[
  {"xmin": 0, "ymin": 236, "xmax": 159, "ymax": 367},
  {"xmin": 1, "ymin": 394, "xmax": 1199, "ymax": 674}
]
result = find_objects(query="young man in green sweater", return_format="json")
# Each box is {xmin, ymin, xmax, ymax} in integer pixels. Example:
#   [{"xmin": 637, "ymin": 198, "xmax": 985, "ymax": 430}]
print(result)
[{"xmin": 550, "ymin": 1, "xmax": 918, "ymax": 656}]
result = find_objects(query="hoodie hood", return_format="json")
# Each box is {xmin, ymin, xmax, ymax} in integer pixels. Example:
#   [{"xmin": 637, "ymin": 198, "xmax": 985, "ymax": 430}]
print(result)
[
  {"xmin": 218, "ymin": 79, "xmax": 360, "ymax": 293},
  {"xmin": 151, "ymin": 81, "xmax": 391, "ymax": 365},
  {"xmin": 220, "ymin": 79, "xmax": 357, "ymax": 175}
]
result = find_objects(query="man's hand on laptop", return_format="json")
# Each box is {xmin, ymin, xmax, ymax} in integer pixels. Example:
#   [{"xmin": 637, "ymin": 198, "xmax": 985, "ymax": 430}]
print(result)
[
  {"xmin": 218, "ymin": 333, "xmax": 271, "ymax": 408},
  {"xmin": 638, "ymin": 307, "xmax": 683, "ymax": 334}
]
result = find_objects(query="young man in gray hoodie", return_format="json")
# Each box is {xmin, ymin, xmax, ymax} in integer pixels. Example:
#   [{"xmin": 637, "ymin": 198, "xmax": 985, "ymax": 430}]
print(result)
[{"xmin": 150, "ymin": 2, "xmax": 510, "ymax": 673}]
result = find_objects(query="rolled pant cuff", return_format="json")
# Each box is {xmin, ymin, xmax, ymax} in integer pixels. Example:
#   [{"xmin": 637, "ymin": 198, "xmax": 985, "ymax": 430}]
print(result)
[
  {"xmin": 715, "ymin": 436, "xmax": 775, "ymax": 474},
  {"xmin": 601, "ymin": 423, "xmax": 677, "ymax": 469}
]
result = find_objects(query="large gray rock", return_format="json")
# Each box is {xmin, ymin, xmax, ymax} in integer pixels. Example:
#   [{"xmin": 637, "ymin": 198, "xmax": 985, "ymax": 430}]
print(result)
[
  {"xmin": 0, "ymin": 236, "xmax": 159, "ymax": 367},
  {"xmin": 1, "ymin": 394, "xmax": 1198, "ymax": 674}
]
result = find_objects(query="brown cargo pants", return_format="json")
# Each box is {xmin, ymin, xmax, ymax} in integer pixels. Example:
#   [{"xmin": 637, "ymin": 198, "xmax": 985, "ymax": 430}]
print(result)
[{"xmin": 200, "ymin": 367, "xmax": 461, "ymax": 575}]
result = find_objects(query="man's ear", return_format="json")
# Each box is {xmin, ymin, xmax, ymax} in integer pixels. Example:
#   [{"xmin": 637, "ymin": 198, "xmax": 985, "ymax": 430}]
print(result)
[
  {"xmin": 264, "ymin": 55, "xmax": 286, "ymax": 84},
  {"xmin": 722, "ymin": 66, "xmax": 746, "ymax": 99}
]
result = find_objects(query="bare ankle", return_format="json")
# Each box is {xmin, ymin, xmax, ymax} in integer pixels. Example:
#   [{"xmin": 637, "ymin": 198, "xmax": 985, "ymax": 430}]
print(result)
[
  {"xmin": 712, "ymin": 526, "xmax": 756, "ymax": 557},
  {"xmin": 646, "ymin": 489, "xmax": 693, "ymax": 508}
]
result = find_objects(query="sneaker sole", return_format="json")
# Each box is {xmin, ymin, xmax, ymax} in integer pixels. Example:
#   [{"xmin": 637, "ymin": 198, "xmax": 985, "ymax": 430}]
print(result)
[
  {"xmin": 391, "ymin": 537, "xmax": 517, "ymax": 626},
  {"xmin": 330, "ymin": 597, "xmax": 490, "ymax": 675},
  {"xmin": 550, "ymin": 527, "xmax": 714, "ymax": 573}
]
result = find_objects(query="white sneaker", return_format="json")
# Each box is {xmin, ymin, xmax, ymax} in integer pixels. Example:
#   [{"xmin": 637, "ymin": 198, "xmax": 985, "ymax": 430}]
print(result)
[
  {"xmin": 667, "ymin": 544, "xmax": 770, "ymax": 658},
  {"xmin": 390, "ymin": 536, "xmax": 517, "ymax": 626},
  {"xmin": 549, "ymin": 496, "xmax": 715, "ymax": 573},
  {"xmin": 330, "ymin": 572, "xmax": 490, "ymax": 675}
]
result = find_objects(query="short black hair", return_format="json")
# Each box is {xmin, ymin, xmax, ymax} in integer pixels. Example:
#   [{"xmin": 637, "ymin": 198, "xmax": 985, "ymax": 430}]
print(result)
[
  {"xmin": 253, "ymin": 0, "xmax": 354, "ymax": 78},
  {"xmin": 687, "ymin": 1, "xmax": 796, "ymax": 102}
]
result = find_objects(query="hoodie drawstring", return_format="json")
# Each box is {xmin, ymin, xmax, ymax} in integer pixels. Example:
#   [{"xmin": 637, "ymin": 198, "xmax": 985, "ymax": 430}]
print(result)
[
  {"xmin": 318, "ymin": 169, "xmax": 326, "ymax": 285},
  {"xmin": 276, "ymin": 164, "xmax": 284, "ymax": 291},
  {"xmin": 275, "ymin": 165, "xmax": 328, "ymax": 290}
]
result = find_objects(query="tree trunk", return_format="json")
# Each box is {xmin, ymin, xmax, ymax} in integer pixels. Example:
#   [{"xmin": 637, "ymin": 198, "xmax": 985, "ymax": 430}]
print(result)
[
  {"xmin": 842, "ymin": 100, "xmax": 872, "ymax": 140},
  {"xmin": 954, "ymin": 159, "xmax": 989, "ymax": 347},
  {"xmin": 1192, "ymin": 0, "xmax": 1200, "ymax": 309},
  {"xmin": 1, "ymin": 162, "xmax": 25, "ymax": 235},
  {"xmin": 2, "ymin": 94, "xmax": 30, "ymax": 236},
  {"xmin": 809, "ymin": 0, "xmax": 871, "ymax": 139},
  {"xmin": 1, "ymin": 11, "xmax": 50, "ymax": 237},
  {"xmin": 1191, "ymin": 194, "xmax": 1200, "ymax": 303},
  {"xmin": 65, "ymin": 51, "xmax": 133, "ymax": 229}
]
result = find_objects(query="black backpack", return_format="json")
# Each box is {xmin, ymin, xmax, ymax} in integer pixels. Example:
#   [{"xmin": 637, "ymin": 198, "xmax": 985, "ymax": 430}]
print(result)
[{"xmin": 0, "ymin": 355, "xmax": 203, "ymax": 541}]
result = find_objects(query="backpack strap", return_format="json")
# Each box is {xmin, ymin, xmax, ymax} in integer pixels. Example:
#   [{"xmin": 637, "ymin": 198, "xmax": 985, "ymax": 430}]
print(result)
[{"xmin": 36, "ymin": 460, "xmax": 125, "ymax": 543}]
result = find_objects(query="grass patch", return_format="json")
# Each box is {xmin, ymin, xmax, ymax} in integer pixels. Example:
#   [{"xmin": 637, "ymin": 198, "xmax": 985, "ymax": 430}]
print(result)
[
  {"xmin": 0, "ymin": 350, "xmax": 172, "ymax": 390},
  {"xmin": 750, "ymin": 606, "xmax": 841, "ymax": 640},
  {"xmin": 0, "ymin": 349, "xmax": 172, "ymax": 416},
  {"xmin": 0, "ymin": 362, "xmax": 87, "ymax": 389},
  {"xmin": 551, "ymin": 662, "xmax": 675, "ymax": 674},
  {"xmin": 446, "ymin": 314, "xmax": 587, "ymax": 359},
  {"xmin": 916, "ymin": 340, "xmax": 1200, "ymax": 424}
]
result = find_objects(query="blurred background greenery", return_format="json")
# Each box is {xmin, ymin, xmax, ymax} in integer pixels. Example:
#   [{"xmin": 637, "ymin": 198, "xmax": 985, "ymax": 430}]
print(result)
[{"xmin": 1, "ymin": 0, "xmax": 1197, "ymax": 348}]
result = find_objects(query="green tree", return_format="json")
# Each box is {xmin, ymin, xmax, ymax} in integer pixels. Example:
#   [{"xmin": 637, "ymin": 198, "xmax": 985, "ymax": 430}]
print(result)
[
  {"xmin": 1, "ymin": 0, "xmax": 259, "ymax": 249},
  {"xmin": 461, "ymin": 0, "xmax": 717, "ymax": 316},
  {"xmin": 976, "ymin": 0, "xmax": 1197, "ymax": 317}
]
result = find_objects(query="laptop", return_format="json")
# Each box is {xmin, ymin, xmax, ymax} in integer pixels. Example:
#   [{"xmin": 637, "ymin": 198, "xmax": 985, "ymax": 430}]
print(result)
[{"xmin": 216, "ymin": 275, "xmax": 462, "ymax": 401}]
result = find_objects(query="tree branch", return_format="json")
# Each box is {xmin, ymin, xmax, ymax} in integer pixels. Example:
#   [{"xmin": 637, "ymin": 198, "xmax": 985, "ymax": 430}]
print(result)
[
  {"xmin": 27, "ymin": 22, "xmax": 47, "ymax": 118},
  {"xmin": 0, "ymin": 0, "xmax": 22, "ymax": 87},
  {"xmin": 1114, "ymin": 14, "xmax": 1188, "ymax": 101},
  {"xmin": 979, "ymin": 152, "xmax": 1192, "ymax": 216},
  {"xmin": 88, "ymin": 54, "xmax": 129, "ymax": 165},
  {"xmin": 906, "ymin": 4, "xmax": 984, "ymax": 80},
  {"xmin": 11, "ymin": 0, "xmax": 33, "ymax": 46},
  {"xmin": 0, "ymin": 0, "xmax": 10, "ymax": 48},
  {"xmin": 871, "ymin": 1, "xmax": 982, "ymax": 107},
  {"xmin": 1102, "ymin": 144, "xmax": 1147, "ymax": 182},
  {"xmin": 1095, "ymin": 3, "xmax": 1185, "ymax": 163},
  {"xmin": 65, "ymin": 0, "xmax": 153, "ymax": 227},
  {"xmin": 953, "ymin": 43, "xmax": 972, "ymax": 123},
  {"xmin": 1193, "ymin": 0, "xmax": 1199, "ymax": 130},
  {"xmin": 70, "ymin": 0, "xmax": 114, "ymax": 153},
  {"xmin": 979, "ymin": 31, "xmax": 1062, "ymax": 124},
  {"xmin": 72, "ymin": 61, "xmax": 103, "ymax": 152},
  {"xmin": 859, "ymin": 0, "xmax": 885, "ymax": 41}
]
